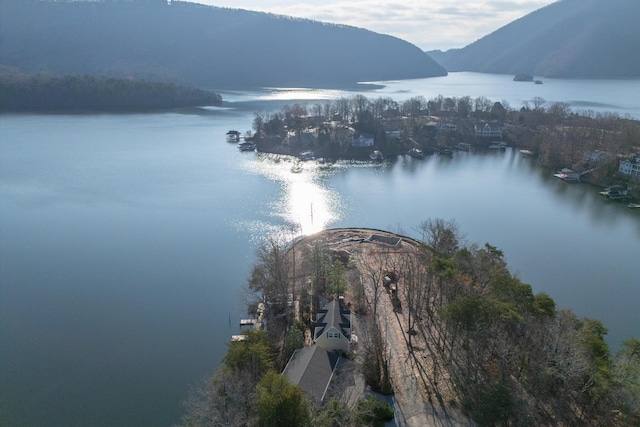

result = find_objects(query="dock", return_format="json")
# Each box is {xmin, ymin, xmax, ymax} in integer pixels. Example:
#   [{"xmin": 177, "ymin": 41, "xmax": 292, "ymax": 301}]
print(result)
[{"xmin": 230, "ymin": 302, "xmax": 266, "ymax": 342}]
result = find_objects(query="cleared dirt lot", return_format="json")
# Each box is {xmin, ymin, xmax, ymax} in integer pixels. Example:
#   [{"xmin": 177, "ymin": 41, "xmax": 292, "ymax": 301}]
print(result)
[{"xmin": 291, "ymin": 228, "xmax": 472, "ymax": 427}]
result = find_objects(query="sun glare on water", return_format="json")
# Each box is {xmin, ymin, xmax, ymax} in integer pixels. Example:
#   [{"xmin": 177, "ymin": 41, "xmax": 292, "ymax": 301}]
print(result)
[
  {"xmin": 285, "ymin": 177, "xmax": 333, "ymax": 235},
  {"xmin": 258, "ymin": 87, "xmax": 344, "ymax": 101},
  {"xmin": 239, "ymin": 154, "xmax": 342, "ymax": 239}
]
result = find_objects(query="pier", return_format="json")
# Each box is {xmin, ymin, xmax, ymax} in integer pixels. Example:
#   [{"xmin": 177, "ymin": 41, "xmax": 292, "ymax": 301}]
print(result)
[{"xmin": 231, "ymin": 303, "xmax": 265, "ymax": 341}]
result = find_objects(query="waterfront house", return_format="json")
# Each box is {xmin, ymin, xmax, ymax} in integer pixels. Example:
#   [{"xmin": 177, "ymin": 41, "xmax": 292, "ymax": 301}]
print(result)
[
  {"xmin": 282, "ymin": 345, "xmax": 340, "ymax": 402},
  {"xmin": 314, "ymin": 299, "xmax": 351, "ymax": 354},
  {"xmin": 583, "ymin": 150, "xmax": 608, "ymax": 165},
  {"xmin": 600, "ymin": 185, "xmax": 629, "ymax": 200},
  {"xmin": 350, "ymin": 134, "xmax": 374, "ymax": 147},
  {"xmin": 475, "ymin": 122, "xmax": 503, "ymax": 138},
  {"xmin": 619, "ymin": 154, "xmax": 640, "ymax": 178},
  {"xmin": 282, "ymin": 299, "xmax": 351, "ymax": 402}
]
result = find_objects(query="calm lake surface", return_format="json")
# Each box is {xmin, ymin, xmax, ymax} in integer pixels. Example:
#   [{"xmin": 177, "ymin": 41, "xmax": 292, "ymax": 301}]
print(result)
[{"xmin": 1, "ymin": 73, "xmax": 639, "ymax": 426}]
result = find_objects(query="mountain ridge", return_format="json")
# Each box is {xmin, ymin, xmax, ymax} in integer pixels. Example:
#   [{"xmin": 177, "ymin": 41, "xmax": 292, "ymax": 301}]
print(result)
[
  {"xmin": 427, "ymin": 0, "xmax": 640, "ymax": 78},
  {"xmin": 0, "ymin": 0, "xmax": 446, "ymax": 89}
]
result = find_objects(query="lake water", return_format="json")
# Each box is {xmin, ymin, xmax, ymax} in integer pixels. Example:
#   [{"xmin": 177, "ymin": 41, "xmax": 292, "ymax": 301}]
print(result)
[{"xmin": 1, "ymin": 73, "xmax": 639, "ymax": 426}]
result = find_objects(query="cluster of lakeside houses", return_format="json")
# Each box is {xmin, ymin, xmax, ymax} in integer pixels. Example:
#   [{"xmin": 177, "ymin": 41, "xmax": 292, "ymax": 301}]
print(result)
[
  {"xmin": 553, "ymin": 151, "xmax": 640, "ymax": 206},
  {"xmin": 226, "ymin": 110, "xmax": 640, "ymax": 204},
  {"xmin": 226, "ymin": 116, "xmax": 509, "ymax": 161}
]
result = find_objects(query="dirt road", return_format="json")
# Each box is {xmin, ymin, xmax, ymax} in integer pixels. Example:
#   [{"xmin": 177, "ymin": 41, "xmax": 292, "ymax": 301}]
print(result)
[{"xmin": 294, "ymin": 229, "xmax": 472, "ymax": 426}]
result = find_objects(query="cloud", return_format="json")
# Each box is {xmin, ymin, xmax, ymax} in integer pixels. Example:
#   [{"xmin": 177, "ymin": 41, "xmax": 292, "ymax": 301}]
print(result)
[{"xmin": 198, "ymin": 0, "xmax": 555, "ymax": 50}]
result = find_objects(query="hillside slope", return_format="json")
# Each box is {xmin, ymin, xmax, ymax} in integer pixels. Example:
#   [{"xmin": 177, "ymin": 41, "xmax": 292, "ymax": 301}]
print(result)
[
  {"xmin": 0, "ymin": 0, "xmax": 446, "ymax": 89},
  {"xmin": 428, "ymin": 0, "xmax": 640, "ymax": 78}
]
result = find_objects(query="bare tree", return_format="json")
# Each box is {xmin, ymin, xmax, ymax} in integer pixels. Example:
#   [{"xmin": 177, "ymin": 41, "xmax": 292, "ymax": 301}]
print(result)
[
  {"xmin": 416, "ymin": 218, "xmax": 463, "ymax": 257},
  {"xmin": 350, "ymin": 94, "xmax": 370, "ymax": 119},
  {"xmin": 397, "ymin": 250, "xmax": 429, "ymax": 348},
  {"xmin": 474, "ymin": 96, "xmax": 493, "ymax": 115},
  {"xmin": 248, "ymin": 236, "xmax": 292, "ymax": 310},
  {"xmin": 356, "ymin": 250, "xmax": 391, "ymax": 317},
  {"xmin": 180, "ymin": 369, "xmax": 256, "ymax": 427},
  {"xmin": 531, "ymin": 96, "xmax": 546, "ymax": 111},
  {"xmin": 334, "ymin": 97, "xmax": 351, "ymax": 122},
  {"xmin": 427, "ymin": 95, "xmax": 444, "ymax": 114},
  {"xmin": 401, "ymin": 96, "xmax": 427, "ymax": 117}
]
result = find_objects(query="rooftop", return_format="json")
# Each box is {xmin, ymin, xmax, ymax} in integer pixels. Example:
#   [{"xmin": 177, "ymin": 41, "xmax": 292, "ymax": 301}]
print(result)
[
  {"xmin": 282, "ymin": 346, "xmax": 340, "ymax": 402},
  {"xmin": 314, "ymin": 299, "xmax": 351, "ymax": 341}
]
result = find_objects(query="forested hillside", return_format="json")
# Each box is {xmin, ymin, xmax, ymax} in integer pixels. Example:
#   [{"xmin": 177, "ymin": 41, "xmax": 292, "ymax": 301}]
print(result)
[
  {"xmin": 0, "ymin": 74, "xmax": 222, "ymax": 111},
  {"xmin": 428, "ymin": 0, "xmax": 640, "ymax": 78},
  {"xmin": 0, "ymin": 0, "xmax": 446, "ymax": 89}
]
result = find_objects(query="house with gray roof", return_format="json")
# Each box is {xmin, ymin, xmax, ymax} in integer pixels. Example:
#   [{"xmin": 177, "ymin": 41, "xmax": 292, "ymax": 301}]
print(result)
[
  {"xmin": 314, "ymin": 299, "xmax": 351, "ymax": 354},
  {"xmin": 282, "ymin": 299, "xmax": 352, "ymax": 402},
  {"xmin": 281, "ymin": 346, "xmax": 340, "ymax": 402}
]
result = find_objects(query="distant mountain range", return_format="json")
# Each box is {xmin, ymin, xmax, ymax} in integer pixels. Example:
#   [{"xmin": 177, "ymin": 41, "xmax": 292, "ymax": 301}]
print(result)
[
  {"xmin": 0, "ymin": 0, "xmax": 446, "ymax": 89},
  {"xmin": 428, "ymin": 0, "xmax": 640, "ymax": 78}
]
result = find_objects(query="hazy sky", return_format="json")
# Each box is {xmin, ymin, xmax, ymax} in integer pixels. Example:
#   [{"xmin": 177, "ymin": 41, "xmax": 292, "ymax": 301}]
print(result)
[{"xmin": 196, "ymin": 0, "xmax": 557, "ymax": 51}]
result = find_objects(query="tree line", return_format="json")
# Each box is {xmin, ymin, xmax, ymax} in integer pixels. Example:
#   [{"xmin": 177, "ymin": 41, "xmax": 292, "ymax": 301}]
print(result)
[
  {"xmin": 0, "ymin": 73, "xmax": 222, "ymax": 111},
  {"xmin": 378, "ymin": 219, "xmax": 639, "ymax": 425}
]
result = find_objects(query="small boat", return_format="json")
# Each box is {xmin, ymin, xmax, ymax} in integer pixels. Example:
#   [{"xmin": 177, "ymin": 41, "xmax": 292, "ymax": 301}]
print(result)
[
  {"xmin": 299, "ymin": 151, "xmax": 315, "ymax": 161},
  {"xmin": 407, "ymin": 147, "xmax": 425, "ymax": 159},
  {"xmin": 238, "ymin": 141, "xmax": 256, "ymax": 152},
  {"xmin": 628, "ymin": 203, "xmax": 640, "ymax": 209},
  {"xmin": 534, "ymin": 80, "xmax": 543, "ymax": 85},
  {"xmin": 456, "ymin": 142, "xmax": 472, "ymax": 151},
  {"xmin": 226, "ymin": 130, "xmax": 241, "ymax": 142},
  {"xmin": 370, "ymin": 150, "xmax": 384, "ymax": 161},
  {"xmin": 519, "ymin": 149, "xmax": 534, "ymax": 156},
  {"xmin": 290, "ymin": 161, "xmax": 303, "ymax": 173},
  {"xmin": 489, "ymin": 141, "xmax": 506, "ymax": 149}
]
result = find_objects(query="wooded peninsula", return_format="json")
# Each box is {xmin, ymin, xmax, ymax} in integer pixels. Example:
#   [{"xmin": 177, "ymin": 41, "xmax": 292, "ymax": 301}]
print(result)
[
  {"xmin": 180, "ymin": 224, "xmax": 640, "ymax": 426},
  {"xmin": 0, "ymin": 73, "xmax": 222, "ymax": 111}
]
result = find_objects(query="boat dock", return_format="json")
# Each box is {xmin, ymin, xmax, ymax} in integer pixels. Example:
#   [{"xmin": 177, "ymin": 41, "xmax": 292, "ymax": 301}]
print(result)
[{"xmin": 231, "ymin": 302, "xmax": 265, "ymax": 342}]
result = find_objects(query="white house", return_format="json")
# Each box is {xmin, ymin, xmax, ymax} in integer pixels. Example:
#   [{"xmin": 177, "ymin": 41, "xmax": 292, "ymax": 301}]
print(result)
[
  {"xmin": 475, "ymin": 123, "xmax": 502, "ymax": 138},
  {"xmin": 583, "ymin": 150, "xmax": 608, "ymax": 164},
  {"xmin": 351, "ymin": 134, "xmax": 374, "ymax": 147},
  {"xmin": 619, "ymin": 155, "xmax": 640, "ymax": 177}
]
